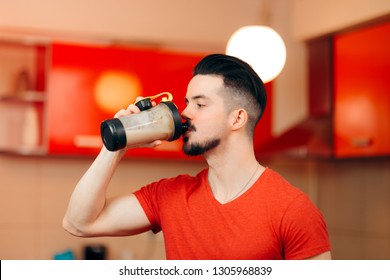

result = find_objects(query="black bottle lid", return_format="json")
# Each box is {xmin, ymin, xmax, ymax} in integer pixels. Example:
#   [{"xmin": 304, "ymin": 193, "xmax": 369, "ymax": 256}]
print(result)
[
  {"xmin": 100, "ymin": 118, "xmax": 127, "ymax": 151},
  {"xmin": 161, "ymin": 101, "xmax": 183, "ymax": 141},
  {"xmin": 135, "ymin": 98, "xmax": 153, "ymax": 111}
]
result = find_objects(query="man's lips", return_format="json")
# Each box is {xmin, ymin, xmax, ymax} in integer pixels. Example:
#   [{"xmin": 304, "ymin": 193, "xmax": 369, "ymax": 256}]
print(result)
[
  {"xmin": 182, "ymin": 128, "xmax": 191, "ymax": 139},
  {"xmin": 182, "ymin": 124, "xmax": 194, "ymax": 141}
]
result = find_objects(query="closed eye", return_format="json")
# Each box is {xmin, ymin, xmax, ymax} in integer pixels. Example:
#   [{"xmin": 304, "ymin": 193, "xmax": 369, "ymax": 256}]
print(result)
[{"xmin": 185, "ymin": 95, "xmax": 208, "ymax": 109}]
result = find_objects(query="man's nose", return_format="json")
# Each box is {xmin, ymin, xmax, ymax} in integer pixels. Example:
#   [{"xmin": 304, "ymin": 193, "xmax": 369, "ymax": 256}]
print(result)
[{"xmin": 181, "ymin": 105, "xmax": 190, "ymax": 120}]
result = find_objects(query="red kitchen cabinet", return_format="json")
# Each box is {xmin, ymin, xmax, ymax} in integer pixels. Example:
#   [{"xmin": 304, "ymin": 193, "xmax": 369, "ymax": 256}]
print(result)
[
  {"xmin": 333, "ymin": 21, "xmax": 390, "ymax": 157},
  {"xmin": 1, "ymin": 40, "xmax": 273, "ymax": 159},
  {"xmin": 47, "ymin": 42, "xmax": 273, "ymax": 159},
  {"xmin": 47, "ymin": 42, "xmax": 206, "ymax": 159}
]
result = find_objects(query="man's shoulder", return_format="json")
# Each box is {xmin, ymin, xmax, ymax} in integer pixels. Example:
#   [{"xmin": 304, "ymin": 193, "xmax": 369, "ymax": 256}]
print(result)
[
  {"xmin": 260, "ymin": 168, "xmax": 303, "ymax": 193},
  {"xmin": 254, "ymin": 167, "xmax": 310, "ymax": 209},
  {"xmin": 151, "ymin": 168, "xmax": 207, "ymax": 190}
]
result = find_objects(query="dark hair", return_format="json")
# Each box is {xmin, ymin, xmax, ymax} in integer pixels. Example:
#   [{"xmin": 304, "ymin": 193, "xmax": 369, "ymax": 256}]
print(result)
[{"xmin": 193, "ymin": 54, "xmax": 267, "ymax": 134}]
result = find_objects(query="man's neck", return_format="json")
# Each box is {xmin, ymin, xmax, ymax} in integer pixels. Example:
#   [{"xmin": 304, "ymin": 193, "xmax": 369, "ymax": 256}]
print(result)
[{"xmin": 205, "ymin": 143, "xmax": 264, "ymax": 204}]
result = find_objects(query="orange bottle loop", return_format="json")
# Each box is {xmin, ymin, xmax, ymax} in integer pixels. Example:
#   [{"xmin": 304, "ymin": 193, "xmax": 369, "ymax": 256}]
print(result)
[{"xmin": 135, "ymin": 92, "xmax": 173, "ymax": 111}]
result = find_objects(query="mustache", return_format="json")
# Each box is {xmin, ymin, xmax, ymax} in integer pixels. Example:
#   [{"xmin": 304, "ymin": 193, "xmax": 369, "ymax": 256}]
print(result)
[{"xmin": 183, "ymin": 120, "xmax": 196, "ymax": 132}]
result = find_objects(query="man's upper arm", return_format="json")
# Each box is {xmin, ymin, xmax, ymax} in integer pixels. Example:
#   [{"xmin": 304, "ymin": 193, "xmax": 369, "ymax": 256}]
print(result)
[
  {"xmin": 305, "ymin": 251, "xmax": 332, "ymax": 260},
  {"xmin": 83, "ymin": 193, "xmax": 152, "ymax": 237}
]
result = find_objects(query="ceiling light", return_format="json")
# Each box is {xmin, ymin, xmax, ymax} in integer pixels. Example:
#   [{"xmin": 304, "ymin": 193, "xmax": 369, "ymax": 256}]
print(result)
[{"xmin": 226, "ymin": 25, "xmax": 286, "ymax": 83}]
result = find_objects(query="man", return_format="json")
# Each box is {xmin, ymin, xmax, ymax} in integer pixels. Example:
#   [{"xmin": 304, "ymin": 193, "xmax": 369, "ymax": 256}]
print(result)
[{"xmin": 63, "ymin": 54, "xmax": 331, "ymax": 260}]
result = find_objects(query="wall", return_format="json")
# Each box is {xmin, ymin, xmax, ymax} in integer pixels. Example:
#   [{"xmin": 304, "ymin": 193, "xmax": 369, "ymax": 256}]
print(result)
[
  {"xmin": 1, "ymin": 153, "xmax": 389, "ymax": 260},
  {"xmin": 292, "ymin": 0, "xmax": 390, "ymax": 40},
  {"xmin": 269, "ymin": 0, "xmax": 308, "ymax": 136},
  {"xmin": 0, "ymin": 0, "xmax": 262, "ymax": 52},
  {"xmin": 0, "ymin": 154, "xmax": 207, "ymax": 259},
  {"xmin": 317, "ymin": 158, "xmax": 390, "ymax": 259}
]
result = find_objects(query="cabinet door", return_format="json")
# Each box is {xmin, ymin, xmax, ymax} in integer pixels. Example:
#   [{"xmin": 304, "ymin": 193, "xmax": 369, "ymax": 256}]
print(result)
[
  {"xmin": 334, "ymin": 21, "xmax": 390, "ymax": 157},
  {"xmin": 47, "ymin": 42, "xmax": 204, "ymax": 158}
]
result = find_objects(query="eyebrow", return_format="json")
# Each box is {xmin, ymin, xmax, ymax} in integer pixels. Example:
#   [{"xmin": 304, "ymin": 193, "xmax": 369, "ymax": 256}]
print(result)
[{"xmin": 185, "ymin": 94, "xmax": 209, "ymax": 104}]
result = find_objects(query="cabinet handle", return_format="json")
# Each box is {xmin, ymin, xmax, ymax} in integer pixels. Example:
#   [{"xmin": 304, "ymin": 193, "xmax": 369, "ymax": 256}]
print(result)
[{"xmin": 351, "ymin": 138, "xmax": 373, "ymax": 147}]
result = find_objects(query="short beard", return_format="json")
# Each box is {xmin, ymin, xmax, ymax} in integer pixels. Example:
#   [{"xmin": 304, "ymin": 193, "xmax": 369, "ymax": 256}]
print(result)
[{"xmin": 183, "ymin": 138, "xmax": 221, "ymax": 156}]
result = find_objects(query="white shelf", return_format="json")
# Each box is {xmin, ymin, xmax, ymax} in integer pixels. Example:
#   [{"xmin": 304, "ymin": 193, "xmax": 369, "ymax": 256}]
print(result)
[{"xmin": 0, "ymin": 91, "xmax": 46, "ymax": 103}]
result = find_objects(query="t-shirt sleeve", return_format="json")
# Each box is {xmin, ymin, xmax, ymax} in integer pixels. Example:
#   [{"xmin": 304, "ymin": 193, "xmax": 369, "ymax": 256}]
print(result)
[
  {"xmin": 281, "ymin": 193, "xmax": 331, "ymax": 259},
  {"xmin": 133, "ymin": 180, "xmax": 166, "ymax": 234},
  {"xmin": 133, "ymin": 174, "xmax": 198, "ymax": 235}
]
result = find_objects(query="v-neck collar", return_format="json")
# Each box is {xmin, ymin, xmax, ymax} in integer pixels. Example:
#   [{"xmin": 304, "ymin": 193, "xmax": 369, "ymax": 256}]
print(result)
[{"xmin": 203, "ymin": 167, "xmax": 268, "ymax": 206}]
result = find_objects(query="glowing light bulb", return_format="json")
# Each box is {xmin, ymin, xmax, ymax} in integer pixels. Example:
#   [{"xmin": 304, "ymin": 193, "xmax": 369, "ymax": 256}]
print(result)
[{"xmin": 226, "ymin": 25, "xmax": 286, "ymax": 83}]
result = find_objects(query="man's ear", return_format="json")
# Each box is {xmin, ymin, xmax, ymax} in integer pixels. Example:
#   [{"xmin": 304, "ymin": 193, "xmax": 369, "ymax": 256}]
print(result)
[{"xmin": 230, "ymin": 108, "xmax": 248, "ymax": 131}]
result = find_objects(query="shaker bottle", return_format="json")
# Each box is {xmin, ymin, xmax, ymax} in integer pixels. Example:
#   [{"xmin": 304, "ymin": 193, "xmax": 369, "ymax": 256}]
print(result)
[{"xmin": 100, "ymin": 92, "xmax": 187, "ymax": 151}]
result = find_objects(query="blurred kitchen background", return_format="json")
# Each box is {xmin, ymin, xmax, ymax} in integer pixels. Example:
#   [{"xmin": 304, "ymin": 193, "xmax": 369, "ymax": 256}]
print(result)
[{"xmin": 0, "ymin": 0, "xmax": 389, "ymax": 260}]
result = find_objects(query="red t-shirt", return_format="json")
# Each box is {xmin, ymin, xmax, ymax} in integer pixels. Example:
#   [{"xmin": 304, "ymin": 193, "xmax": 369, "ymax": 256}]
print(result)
[{"xmin": 134, "ymin": 167, "xmax": 331, "ymax": 260}]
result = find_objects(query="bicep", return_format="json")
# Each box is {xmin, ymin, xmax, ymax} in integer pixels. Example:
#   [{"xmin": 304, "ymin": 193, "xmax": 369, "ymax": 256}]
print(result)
[
  {"xmin": 305, "ymin": 251, "xmax": 332, "ymax": 260},
  {"xmin": 88, "ymin": 194, "xmax": 152, "ymax": 237}
]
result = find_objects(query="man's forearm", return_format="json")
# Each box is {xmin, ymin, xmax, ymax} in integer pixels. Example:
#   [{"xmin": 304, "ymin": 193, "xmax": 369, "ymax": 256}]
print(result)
[{"xmin": 63, "ymin": 147, "xmax": 125, "ymax": 236}]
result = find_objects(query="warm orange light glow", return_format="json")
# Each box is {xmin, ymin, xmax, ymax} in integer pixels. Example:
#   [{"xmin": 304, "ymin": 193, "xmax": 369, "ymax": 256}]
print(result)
[{"xmin": 94, "ymin": 70, "xmax": 142, "ymax": 114}]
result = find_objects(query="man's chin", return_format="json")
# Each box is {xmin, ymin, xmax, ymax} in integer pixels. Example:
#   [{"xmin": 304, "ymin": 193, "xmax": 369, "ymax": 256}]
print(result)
[
  {"xmin": 182, "ymin": 138, "xmax": 220, "ymax": 156},
  {"xmin": 182, "ymin": 143, "xmax": 201, "ymax": 156}
]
